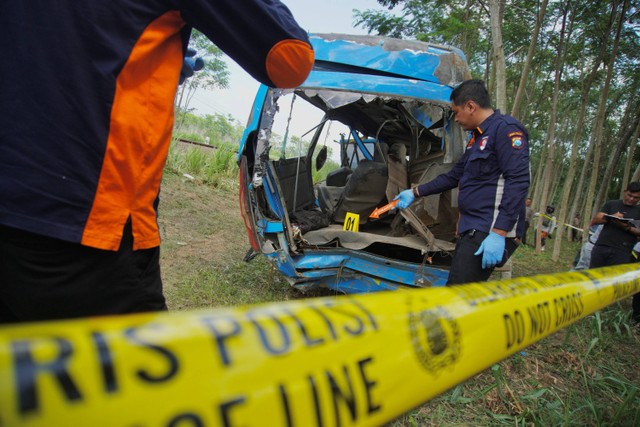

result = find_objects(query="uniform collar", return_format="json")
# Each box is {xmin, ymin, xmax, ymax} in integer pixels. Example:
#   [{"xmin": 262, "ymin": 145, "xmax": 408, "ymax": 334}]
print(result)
[{"xmin": 474, "ymin": 109, "xmax": 500, "ymax": 135}]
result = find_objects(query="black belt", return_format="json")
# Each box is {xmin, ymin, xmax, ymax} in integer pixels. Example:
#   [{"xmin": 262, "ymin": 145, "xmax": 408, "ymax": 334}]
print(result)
[
  {"xmin": 460, "ymin": 229, "xmax": 519, "ymax": 241},
  {"xmin": 460, "ymin": 229, "xmax": 486, "ymax": 238}
]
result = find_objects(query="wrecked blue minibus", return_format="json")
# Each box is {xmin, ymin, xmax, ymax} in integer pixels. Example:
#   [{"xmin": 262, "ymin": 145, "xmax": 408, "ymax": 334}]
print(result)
[{"xmin": 238, "ymin": 33, "xmax": 471, "ymax": 293}]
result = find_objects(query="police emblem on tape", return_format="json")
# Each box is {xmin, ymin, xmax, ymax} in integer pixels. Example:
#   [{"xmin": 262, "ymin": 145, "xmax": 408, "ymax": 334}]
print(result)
[{"xmin": 408, "ymin": 302, "xmax": 461, "ymax": 374}]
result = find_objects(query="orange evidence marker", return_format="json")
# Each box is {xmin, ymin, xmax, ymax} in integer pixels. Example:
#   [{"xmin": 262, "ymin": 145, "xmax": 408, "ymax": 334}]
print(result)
[{"xmin": 369, "ymin": 199, "xmax": 399, "ymax": 219}]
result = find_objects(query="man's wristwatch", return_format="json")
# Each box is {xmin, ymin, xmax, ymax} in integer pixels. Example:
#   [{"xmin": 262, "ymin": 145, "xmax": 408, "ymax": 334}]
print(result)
[{"xmin": 412, "ymin": 186, "xmax": 420, "ymax": 197}]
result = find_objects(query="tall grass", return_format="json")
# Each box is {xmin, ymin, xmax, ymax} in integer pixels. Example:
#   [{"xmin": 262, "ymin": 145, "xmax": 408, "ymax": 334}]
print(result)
[
  {"xmin": 165, "ymin": 140, "xmax": 238, "ymax": 189},
  {"xmin": 312, "ymin": 158, "xmax": 340, "ymax": 183}
]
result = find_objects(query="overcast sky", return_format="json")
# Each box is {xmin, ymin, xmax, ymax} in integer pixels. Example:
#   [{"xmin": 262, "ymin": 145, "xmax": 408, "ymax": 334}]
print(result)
[{"xmin": 190, "ymin": 0, "xmax": 387, "ymax": 122}]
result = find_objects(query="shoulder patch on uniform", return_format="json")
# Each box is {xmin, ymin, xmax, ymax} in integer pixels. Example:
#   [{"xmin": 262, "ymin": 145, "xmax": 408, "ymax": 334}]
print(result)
[
  {"xmin": 511, "ymin": 136, "xmax": 524, "ymax": 149},
  {"xmin": 508, "ymin": 131, "xmax": 523, "ymax": 137},
  {"xmin": 479, "ymin": 136, "xmax": 489, "ymax": 150}
]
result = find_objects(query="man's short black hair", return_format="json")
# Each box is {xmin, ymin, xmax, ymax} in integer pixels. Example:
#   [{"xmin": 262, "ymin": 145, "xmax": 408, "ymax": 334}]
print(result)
[
  {"xmin": 627, "ymin": 182, "xmax": 640, "ymax": 193},
  {"xmin": 450, "ymin": 79, "xmax": 492, "ymax": 109}
]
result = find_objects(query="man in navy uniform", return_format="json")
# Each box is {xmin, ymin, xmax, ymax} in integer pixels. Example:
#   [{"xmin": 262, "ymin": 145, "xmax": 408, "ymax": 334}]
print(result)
[{"xmin": 395, "ymin": 79, "xmax": 530, "ymax": 285}]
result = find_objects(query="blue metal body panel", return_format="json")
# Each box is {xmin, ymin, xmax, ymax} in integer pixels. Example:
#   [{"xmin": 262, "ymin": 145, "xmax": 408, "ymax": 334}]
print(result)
[
  {"xmin": 258, "ymin": 219, "xmax": 283, "ymax": 233},
  {"xmin": 299, "ymin": 71, "xmax": 453, "ymax": 104},
  {"xmin": 263, "ymin": 174, "xmax": 284, "ymax": 218},
  {"xmin": 309, "ymin": 34, "xmax": 467, "ymax": 84},
  {"xmin": 263, "ymin": 250, "xmax": 448, "ymax": 294},
  {"xmin": 349, "ymin": 130, "xmax": 374, "ymax": 161},
  {"xmin": 239, "ymin": 85, "xmax": 269, "ymax": 157}
]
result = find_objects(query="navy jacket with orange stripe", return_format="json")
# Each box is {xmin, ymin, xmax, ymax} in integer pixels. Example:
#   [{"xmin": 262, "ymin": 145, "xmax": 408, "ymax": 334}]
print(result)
[{"xmin": 0, "ymin": 1, "xmax": 314, "ymax": 251}]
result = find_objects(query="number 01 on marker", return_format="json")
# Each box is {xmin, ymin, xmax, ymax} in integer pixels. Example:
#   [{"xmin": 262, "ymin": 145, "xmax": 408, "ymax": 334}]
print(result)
[{"xmin": 344, "ymin": 212, "xmax": 360, "ymax": 232}]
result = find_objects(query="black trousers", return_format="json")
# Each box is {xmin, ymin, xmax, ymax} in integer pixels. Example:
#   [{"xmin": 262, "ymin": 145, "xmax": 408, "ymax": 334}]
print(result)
[
  {"xmin": 590, "ymin": 244, "xmax": 639, "ymax": 322},
  {"xmin": 0, "ymin": 221, "xmax": 166, "ymax": 324},
  {"xmin": 447, "ymin": 230, "xmax": 519, "ymax": 286},
  {"xmin": 589, "ymin": 244, "xmax": 632, "ymax": 268}
]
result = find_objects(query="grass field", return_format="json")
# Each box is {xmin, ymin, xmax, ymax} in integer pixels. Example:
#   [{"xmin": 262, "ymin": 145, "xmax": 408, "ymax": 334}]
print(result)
[{"xmin": 159, "ymin": 145, "xmax": 639, "ymax": 426}]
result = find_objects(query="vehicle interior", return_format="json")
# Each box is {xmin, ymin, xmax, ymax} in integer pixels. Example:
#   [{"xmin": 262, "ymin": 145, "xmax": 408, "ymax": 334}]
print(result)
[{"xmin": 247, "ymin": 88, "xmax": 468, "ymax": 267}]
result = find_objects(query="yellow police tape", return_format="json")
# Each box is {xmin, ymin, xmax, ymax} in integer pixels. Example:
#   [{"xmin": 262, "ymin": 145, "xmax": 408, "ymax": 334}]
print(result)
[{"xmin": 1, "ymin": 264, "xmax": 639, "ymax": 427}]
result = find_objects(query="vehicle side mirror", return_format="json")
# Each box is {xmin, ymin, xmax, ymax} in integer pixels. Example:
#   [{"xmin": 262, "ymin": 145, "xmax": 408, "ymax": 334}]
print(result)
[{"xmin": 316, "ymin": 146, "xmax": 328, "ymax": 171}]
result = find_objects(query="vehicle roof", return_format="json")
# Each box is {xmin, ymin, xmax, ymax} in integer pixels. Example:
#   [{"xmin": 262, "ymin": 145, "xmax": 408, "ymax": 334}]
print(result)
[{"xmin": 308, "ymin": 33, "xmax": 471, "ymax": 89}]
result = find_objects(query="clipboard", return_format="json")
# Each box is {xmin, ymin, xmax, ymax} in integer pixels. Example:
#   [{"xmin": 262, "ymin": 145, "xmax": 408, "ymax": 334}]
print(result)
[{"xmin": 604, "ymin": 214, "xmax": 634, "ymax": 222}]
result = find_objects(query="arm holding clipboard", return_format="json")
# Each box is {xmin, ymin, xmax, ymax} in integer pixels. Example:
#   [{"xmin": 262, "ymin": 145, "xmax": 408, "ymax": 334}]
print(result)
[{"xmin": 602, "ymin": 214, "xmax": 640, "ymax": 238}]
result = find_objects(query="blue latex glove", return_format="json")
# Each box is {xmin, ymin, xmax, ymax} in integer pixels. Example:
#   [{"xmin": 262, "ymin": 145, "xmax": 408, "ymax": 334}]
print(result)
[
  {"xmin": 474, "ymin": 231, "xmax": 506, "ymax": 269},
  {"xmin": 394, "ymin": 189, "xmax": 415, "ymax": 209},
  {"xmin": 179, "ymin": 48, "xmax": 205, "ymax": 84}
]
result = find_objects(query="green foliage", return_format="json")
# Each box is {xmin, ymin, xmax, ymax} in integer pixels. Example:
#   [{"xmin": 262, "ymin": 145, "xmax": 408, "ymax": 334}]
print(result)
[
  {"xmin": 172, "ymin": 131, "xmax": 204, "ymax": 143},
  {"xmin": 167, "ymin": 109, "xmax": 243, "ymax": 189},
  {"xmin": 183, "ymin": 30, "xmax": 230, "ymax": 92},
  {"xmin": 174, "ymin": 30, "xmax": 232, "ymax": 130},
  {"xmin": 354, "ymin": 0, "xmax": 489, "ymax": 76},
  {"xmin": 165, "ymin": 142, "xmax": 238, "ymax": 189},
  {"xmin": 353, "ymin": 9, "xmax": 410, "ymax": 39},
  {"xmin": 183, "ymin": 147, "xmax": 209, "ymax": 172},
  {"xmin": 312, "ymin": 158, "xmax": 340, "ymax": 183},
  {"xmin": 176, "ymin": 109, "xmax": 244, "ymax": 145},
  {"xmin": 355, "ymin": 0, "xmax": 640, "ymax": 209}
]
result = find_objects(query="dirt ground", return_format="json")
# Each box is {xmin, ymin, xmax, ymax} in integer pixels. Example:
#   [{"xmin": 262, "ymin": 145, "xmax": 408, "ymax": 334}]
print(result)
[{"xmin": 158, "ymin": 173, "xmax": 249, "ymax": 294}]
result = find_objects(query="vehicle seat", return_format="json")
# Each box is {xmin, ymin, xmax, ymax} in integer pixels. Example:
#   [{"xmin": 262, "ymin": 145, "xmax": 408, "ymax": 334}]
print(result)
[
  {"xmin": 333, "ymin": 160, "xmax": 388, "ymax": 224},
  {"xmin": 315, "ymin": 166, "xmax": 352, "ymax": 216},
  {"xmin": 316, "ymin": 185, "xmax": 344, "ymax": 215},
  {"xmin": 325, "ymin": 166, "xmax": 352, "ymax": 187},
  {"xmin": 372, "ymin": 142, "xmax": 389, "ymax": 164}
]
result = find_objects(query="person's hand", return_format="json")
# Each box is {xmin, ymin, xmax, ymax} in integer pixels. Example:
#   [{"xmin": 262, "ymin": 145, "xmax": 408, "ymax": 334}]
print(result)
[
  {"xmin": 608, "ymin": 213, "xmax": 633, "ymax": 230},
  {"xmin": 394, "ymin": 189, "xmax": 415, "ymax": 209},
  {"xmin": 474, "ymin": 232, "xmax": 506, "ymax": 269},
  {"xmin": 179, "ymin": 48, "xmax": 205, "ymax": 84},
  {"xmin": 618, "ymin": 220, "xmax": 635, "ymax": 232}
]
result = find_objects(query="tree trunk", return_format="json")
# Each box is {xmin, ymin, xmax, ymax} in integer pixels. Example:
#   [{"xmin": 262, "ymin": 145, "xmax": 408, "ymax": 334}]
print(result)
[
  {"xmin": 552, "ymin": 0, "xmax": 617, "ymax": 254},
  {"xmin": 632, "ymin": 147, "xmax": 640, "ymax": 182},
  {"xmin": 620, "ymin": 120, "xmax": 640, "ymax": 196},
  {"xmin": 511, "ymin": 0, "xmax": 549, "ymax": 120},
  {"xmin": 535, "ymin": 0, "xmax": 571, "ymax": 254},
  {"xmin": 484, "ymin": 48, "xmax": 491, "ymax": 83},
  {"xmin": 595, "ymin": 94, "xmax": 640, "ymax": 206},
  {"xmin": 460, "ymin": 0, "xmax": 474, "ymax": 56},
  {"xmin": 580, "ymin": 0, "xmax": 626, "ymax": 236},
  {"xmin": 489, "ymin": 0, "xmax": 507, "ymax": 111}
]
